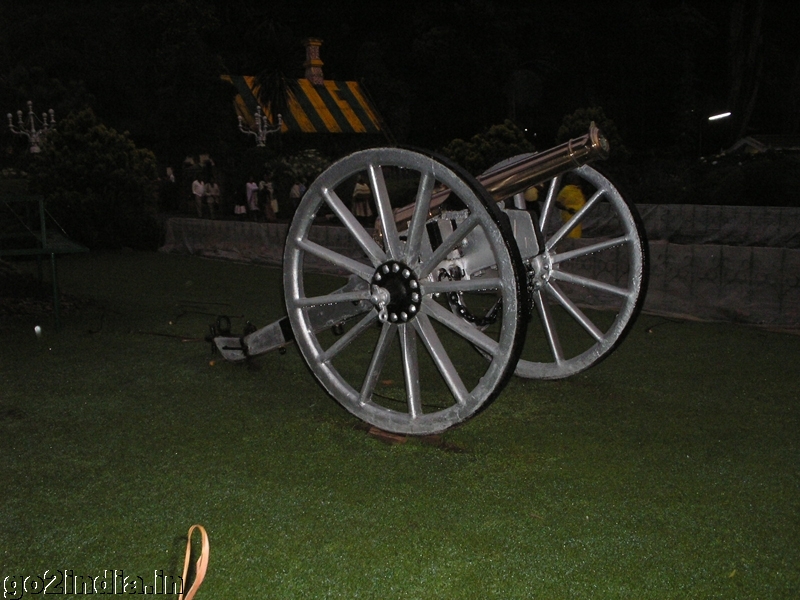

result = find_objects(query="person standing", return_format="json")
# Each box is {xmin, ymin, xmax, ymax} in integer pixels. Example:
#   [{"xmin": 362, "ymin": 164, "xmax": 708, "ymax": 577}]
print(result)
[
  {"xmin": 162, "ymin": 167, "xmax": 178, "ymax": 211},
  {"xmin": 259, "ymin": 175, "xmax": 277, "ymax": 222},
  {"xmin": 289, "ymin": 180, "xmax": 302, "ymax": 215},
  {"xmin": 351, "ymin": 176, "xmax": 373, "ymax": 222},
  {"xmin": 205, "ymin": 178, "xmax": 220, "ymax": 219},
  {"xmin": 246, "ymin": 177, "xmax": 260, "ymax": 221},
  {"xmin": 192, "ymin": 177, "xmax": 205, "ymax": 218}
]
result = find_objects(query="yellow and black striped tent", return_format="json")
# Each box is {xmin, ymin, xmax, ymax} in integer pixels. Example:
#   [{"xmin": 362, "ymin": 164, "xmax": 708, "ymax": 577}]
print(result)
[{"xmin": 223, "ymin": 74, "xmax": 385, "ymax": 135}]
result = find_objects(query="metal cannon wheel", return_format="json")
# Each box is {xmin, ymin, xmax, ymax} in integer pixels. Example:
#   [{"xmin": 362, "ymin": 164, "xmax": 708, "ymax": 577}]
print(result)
[
  {"xmin": 514, "ymin": 165, "xmax": 648, "ymax": 379},
  {"xmin": 283, "ymin": 148, "xmax": 528, "ymax": 435}
]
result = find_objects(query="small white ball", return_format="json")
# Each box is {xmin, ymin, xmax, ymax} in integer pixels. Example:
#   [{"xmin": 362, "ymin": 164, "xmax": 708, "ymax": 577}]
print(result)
[{"xmin": 34, "ymin": 325, "xmax": 42, "ymax": 337}]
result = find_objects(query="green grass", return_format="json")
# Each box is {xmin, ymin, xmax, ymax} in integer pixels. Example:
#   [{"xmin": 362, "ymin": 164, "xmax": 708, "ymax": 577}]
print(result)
[{"xmin": 1, "ymin": 251, "xmax": 798, "ymax": 598}]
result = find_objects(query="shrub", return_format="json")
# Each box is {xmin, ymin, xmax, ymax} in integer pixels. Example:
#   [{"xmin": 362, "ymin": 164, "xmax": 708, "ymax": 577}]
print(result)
[
  {"xmin": 265, "ymin": 149, "xmax": 331, "ymax": 212},
  {"xmin": 688, "ymin": 151, "xmax": 800, "ymax": 207},
  {"xmin": 32, "ymin": 108, "xmax": 160, "ymax": 249},
  {"xmin": 267, "ymin": 149, "xmax": 330, "ymax": 188}
]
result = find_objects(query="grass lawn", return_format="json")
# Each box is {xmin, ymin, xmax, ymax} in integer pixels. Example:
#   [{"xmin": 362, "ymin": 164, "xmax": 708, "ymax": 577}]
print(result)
[{"xmin": 1, "ymin": 251, "xmax": 798, "ymax": 598}]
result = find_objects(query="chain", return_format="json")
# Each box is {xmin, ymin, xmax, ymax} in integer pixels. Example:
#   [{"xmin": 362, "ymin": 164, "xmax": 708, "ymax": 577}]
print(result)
[{"xmin": 438, "ymin": 269, "xmax": 501, "ymax": 327}]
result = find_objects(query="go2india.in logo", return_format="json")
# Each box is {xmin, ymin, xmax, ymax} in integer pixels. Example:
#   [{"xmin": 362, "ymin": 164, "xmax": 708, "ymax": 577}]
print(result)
[{"xmin": 3, "ymin": 570, "xmax": 184, "ymax": 598}]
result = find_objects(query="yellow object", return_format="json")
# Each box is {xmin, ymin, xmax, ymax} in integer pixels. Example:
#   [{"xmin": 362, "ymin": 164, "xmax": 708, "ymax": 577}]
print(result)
[
  {"xmin": 523, "ymin": 186, "xmax": 539, "ymax": 202},
  {"xmin": 557, "ymin": 184, "xmax": 586, "ymax": 238}
]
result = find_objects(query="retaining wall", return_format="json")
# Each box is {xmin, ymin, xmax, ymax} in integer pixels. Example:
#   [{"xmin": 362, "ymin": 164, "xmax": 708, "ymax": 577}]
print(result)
[{"xmin": 159, "ymin": 205, "xmax": 800, "ymax": 329}]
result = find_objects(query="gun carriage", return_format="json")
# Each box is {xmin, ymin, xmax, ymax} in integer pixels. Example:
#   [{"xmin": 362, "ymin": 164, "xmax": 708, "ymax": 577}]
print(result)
[{"xmin": 212, "ymin": 124, "xmax": 648, "ymax": 435}]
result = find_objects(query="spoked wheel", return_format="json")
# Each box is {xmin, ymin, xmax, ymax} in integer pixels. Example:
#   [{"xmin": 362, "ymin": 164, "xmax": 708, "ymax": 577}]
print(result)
[
  {"xmin": 515, "ymin": 164, "xmax": 648, "ymax": 379},
  {"xmin": 283, "ymin": 148, "xmax": 528, "ymax": 435}
]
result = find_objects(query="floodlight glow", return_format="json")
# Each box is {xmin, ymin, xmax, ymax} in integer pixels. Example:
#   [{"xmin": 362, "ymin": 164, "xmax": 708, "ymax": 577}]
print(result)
[{"xmin": 708, "ymin": 112, "xmax": 731, "ymax": 121}]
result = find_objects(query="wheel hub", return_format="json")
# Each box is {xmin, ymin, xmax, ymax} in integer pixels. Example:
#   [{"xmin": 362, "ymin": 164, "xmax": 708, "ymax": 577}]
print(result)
[
  {"xmin": 528, "ymin": 253, "xmax": 553, "ymax": 291},
  {"xmin": 370, "ymin": 260, "xmax": 421, "ymax": 323}
]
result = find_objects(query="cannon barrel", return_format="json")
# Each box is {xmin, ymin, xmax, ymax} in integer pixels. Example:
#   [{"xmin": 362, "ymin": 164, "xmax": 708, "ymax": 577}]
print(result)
[
  {"xmin": 391, "ymin": 122, "xmax": 609, "ymax": 228},
  {"xmin": 479, "ymin": 121, "xmax": 609, "ymax": 200}
]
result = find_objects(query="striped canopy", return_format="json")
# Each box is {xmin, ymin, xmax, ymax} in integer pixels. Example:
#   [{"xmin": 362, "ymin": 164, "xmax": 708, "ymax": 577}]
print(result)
[{"xmin": 223, "ymin": 74, "xmax": 384, "ymax": 135}]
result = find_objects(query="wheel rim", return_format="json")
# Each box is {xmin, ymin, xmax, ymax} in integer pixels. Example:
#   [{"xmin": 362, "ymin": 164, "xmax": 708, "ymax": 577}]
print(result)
[
  {"xmin": 515, "ymin": 164, "xmax": 648, "ymax": 379},
  {"xmin": 283, "ymin": 148, "xmax": 527, "ymax": 435}
]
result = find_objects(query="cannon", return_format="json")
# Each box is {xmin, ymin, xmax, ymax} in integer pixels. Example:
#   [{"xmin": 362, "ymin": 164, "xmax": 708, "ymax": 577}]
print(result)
[{"xmin": 212, "ymin": 124, "xmax": 648, "ymax": 435}]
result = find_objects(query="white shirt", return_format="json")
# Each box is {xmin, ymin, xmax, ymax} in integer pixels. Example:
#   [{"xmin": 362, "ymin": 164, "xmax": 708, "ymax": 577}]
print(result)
[{"xmin": 246, "ymin": 182, "xmax": 259, "ymax": 210}]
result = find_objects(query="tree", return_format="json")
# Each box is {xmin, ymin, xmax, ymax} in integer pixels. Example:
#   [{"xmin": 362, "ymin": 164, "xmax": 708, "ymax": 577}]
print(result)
[
  {"xmin": 556, "ymin": 107, "xmax": 629, "ymax": 162},
  {"xmin": 356, "ymin": 40, "xmax": 409, "ymax": 143},
  {"xmin": 439, "ymin": 119, "xmax": 535, "ymax": 175},
  {"xmin": 250, "ymin": 19, "xmax": 304, "ymax": 133},
  {"xmin": 407, "ymin": 0, "xmax": 526, "ymax": 147},
  {"xmin": 726, "ymin": 0, "xmax": 765, "ymax": 141},
  {"xmin": 140, "ymin": 0, "xmax": 239, "ymax": 166},
  {"xmin": 32, "ymin": 108, "xmax": 159, "ymax": 249}
]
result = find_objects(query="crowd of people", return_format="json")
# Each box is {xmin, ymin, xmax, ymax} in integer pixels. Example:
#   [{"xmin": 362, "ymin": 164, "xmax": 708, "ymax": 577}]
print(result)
[
  {"xmin": 189, "ymin": 174, "xmax": 298, "ymax": 222},
  {"xmin": 183, "ymin": 173, "xmax": 370, "ymax": 224}
]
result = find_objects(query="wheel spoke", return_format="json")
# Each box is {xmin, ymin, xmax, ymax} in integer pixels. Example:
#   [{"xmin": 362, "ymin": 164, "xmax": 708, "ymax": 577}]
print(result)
[
  {"xmin": 512, "ymin": 164, "xmax": 647, "ymax": 380},
  {"xmin": 296, "ymin": 238, "xmax": 374, "ymax": 280},
  {"xmin": 322, "ymin": 187, "xmax": 386, "ymax": 265},
  {"xmin": 399, "ymin": 324, "xmax": 423, "ymax": 418},
  {"xmin": 294, "ymin": 289, "xmax": 372, "ymax": 308},
  {"xmin": 550, "ymin": 269, "xmax": 631, "ymax": 298},
  {"xmin": 538, "ymin": 175, "xmax": 561, "ymax": 233},
  {"xmin": 423, "ymin": 299, "xmax": 500, "ymax": 357},
  {"xmin": 404, "ymin": 172, "xmax": 436, "ymax": 265},
  {"xmin": 359, "ymin": 323, "xmax": 396, "ymax": 405},
  {"xmin": 320, "ymin": 311, "xmax": 379, "ymax": 362},
  {"xmin": 413, "ymin": 313, "xmax": 469, "ymax": 405},
  {"xmin": 546, "ymin": 188, "xmax": 605, "ymax": 250},
  {"xmin": 550, "ymin": 235, "xmax": 631, "ymax": 265},
  {"xmin": 544, "ymin": 281, "xmax": 604, "ymax": 342},
  {"xmin": 418, "ymin": 212, "xmax": 481, "ymax": 279},
  {"xmin": 532, "ymin": 289, "xmax": 565, "ymax": 365},
  {"xmin": 368, "ymin": 164, "xmax": 403, "ymax": 260},
  {"xmin": 421, "ymin": 277, "xmax": 502, "ymax": 295},
  {"xmin": 285, "ymin": 147, "xmax": 526, "ymax": 434}
]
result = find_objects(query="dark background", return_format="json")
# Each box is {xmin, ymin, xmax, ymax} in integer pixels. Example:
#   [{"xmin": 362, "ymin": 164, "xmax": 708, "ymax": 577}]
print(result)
[{"xmin": 1, "ymin": 0, "xmax": 797, "ymax": 179}]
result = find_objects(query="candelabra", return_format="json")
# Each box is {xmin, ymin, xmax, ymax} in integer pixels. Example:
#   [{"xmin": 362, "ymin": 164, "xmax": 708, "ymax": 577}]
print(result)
[
  {"xmin": 238, "ymin": 107, "xmax": 282, "ymax": 146},
  {"xmin": 7, "ymin": 100, "xmax": 55, "ymax": 153}
]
